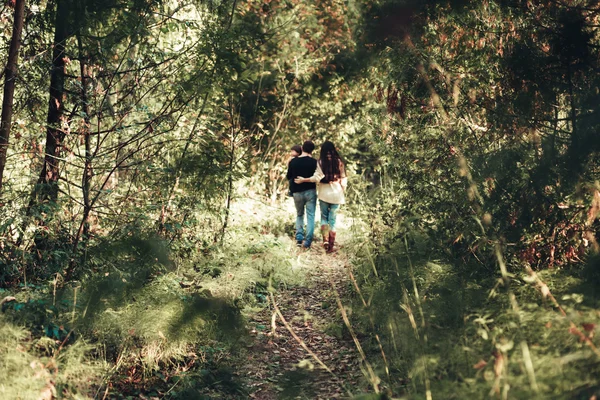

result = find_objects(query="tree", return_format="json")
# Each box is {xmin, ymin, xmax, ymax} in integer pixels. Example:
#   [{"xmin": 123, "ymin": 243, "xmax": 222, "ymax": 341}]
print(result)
[
  {"xmin": 27, "ymin": 0, "xmax": 69, "ymax": 205},
  {"xmin": 0, "ymin": 0, "xmax": 26, "ymax": 194}
]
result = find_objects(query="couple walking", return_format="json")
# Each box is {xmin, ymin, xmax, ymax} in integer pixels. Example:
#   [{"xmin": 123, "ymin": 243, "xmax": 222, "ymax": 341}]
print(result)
[{"xmin": 286, "ymin": 140, "xmax": 347, "ymax": 252}]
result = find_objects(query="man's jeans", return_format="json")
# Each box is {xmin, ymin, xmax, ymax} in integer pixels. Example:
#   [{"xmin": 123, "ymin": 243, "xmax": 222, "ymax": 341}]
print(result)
[{"xmin": 293, "ymin": 189, "xmax": 317, "ymax": 247}]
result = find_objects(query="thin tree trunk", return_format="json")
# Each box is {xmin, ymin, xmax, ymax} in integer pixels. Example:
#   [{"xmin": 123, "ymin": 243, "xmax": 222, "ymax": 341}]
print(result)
[
  {"xmin": 71, "ymin": 33, "xmax": 92, "ymax": 257},
  {"xmin": 566, "ymin": 60, "xmax": 584, "ymax": 176},
  {"xmin": 16, "ymin": 0, "xmax": 69, "ymax": 250},
  {"xmin": 0, "ymin": 0, "xmax": 26, "ymax": 193},
  {"xmin": 221, "ymin": 99, "xmax": 238, "ymax": 243},
  {"xmin": 158, "ymin": 87, "xmax": 212, "ymax": 232},
  {"xmin": 34, "ymin": 0, "xmax": 69, "ymax": 203},
  {"xmin": 221, "ymin": 129, "xmax": 236, "ymax": 243},
  {"xmin": 567, "ymin": 62, "xmax": 578, "ymax": 149}
]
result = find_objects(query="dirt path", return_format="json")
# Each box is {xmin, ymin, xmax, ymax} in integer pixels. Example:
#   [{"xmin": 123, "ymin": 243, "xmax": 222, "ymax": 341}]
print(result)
[{"xmin": 241, "ymin": 236, "xmax": 367, "ymax": 399}]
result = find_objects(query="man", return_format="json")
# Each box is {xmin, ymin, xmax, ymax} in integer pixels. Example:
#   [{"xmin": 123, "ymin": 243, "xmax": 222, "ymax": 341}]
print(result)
[{"xmin": 286, "ymin": 140, "xmax": 317, "ymax": 249}]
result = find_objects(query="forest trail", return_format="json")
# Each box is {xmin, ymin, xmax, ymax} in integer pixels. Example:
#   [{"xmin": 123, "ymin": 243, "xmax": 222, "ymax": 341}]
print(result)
[{"xmin": 235, "ymin": 200, "xmax": 367, "ymax": 399}]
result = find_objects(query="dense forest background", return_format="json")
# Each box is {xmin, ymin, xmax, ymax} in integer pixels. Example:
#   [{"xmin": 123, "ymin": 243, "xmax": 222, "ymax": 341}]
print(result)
[{"xmin": 1, "ymin": 0, "xmax": 600, "ymax": 398}]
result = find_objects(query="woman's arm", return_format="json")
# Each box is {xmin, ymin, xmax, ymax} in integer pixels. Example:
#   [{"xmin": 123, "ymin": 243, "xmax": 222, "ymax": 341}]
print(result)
[
  {"xmin": 294, "ymin": 163, "xmax": 324, "ymax": 184},
  {"xmin": 340, "ymin": 177, "xmax": 348, "ymax": 190},
  {"xmin": 339, "ymin": 161, "xmax": 347, "ymax": 190}
]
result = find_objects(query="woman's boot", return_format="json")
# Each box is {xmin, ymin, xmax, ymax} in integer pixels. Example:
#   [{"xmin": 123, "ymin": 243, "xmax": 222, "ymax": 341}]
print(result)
[
  {"xmin": 321, "ymin": 224, "xmax": 329, "ymax": 250},
  {"xmin": 327, "ymin": 231, "xmax": 336, "ymax": 253}
]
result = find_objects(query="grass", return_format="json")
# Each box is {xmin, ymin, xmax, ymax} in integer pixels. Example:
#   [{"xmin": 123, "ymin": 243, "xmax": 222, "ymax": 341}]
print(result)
[
  {"xmin": 345, "ymin": 232, "xmax": 600, "ymax": 399},
  {"xmin": 0, "ymin": 314, "xmax": 105, "ymax": 399},
  {"xmin": 0, "ymin": 316, "xmax": 51, "ymax": 399},
  {"xmin": 0, "ymin": 196, "xmax": 316, "ymax": 398},
  {"xmin": 5, "ymin": 193, "xmax": 599, "ymax": 399}
]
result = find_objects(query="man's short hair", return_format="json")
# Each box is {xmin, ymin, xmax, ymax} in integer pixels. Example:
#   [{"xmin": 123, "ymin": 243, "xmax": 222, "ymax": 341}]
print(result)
[{"xmin": 302, "ymin": 140, "xmax": 315, "ymax": 154}]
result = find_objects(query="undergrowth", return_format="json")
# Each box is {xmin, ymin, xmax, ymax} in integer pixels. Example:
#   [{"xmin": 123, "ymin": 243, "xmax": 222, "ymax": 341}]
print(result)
[
  {"xmin": 0, "ymin": 198, "xmax": 309, "ymax": 398},
  {"xmin": 0, "ymin": 314, "xmax": 105, "ymax": 399},
  {"xmin": 346, "ymin": 232, "xmax": 600, "ymax": 399}
]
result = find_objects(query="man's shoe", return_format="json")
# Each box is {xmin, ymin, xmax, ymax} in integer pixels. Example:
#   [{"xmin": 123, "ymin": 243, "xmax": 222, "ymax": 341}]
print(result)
[{"xmin": 296, "ymin": 240, "xmax": 303, "ymax": 247}]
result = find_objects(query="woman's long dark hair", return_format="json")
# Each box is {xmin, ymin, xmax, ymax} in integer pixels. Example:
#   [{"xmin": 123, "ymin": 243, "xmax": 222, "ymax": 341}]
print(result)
[{"xmin": 319, "ymin": 141, "xmax": 345, "ymax": 183}]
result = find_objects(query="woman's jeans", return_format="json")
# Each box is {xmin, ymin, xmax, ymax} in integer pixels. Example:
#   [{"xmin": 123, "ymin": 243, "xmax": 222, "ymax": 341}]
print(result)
[
  {"xmin": 320, "ymin": 200, "xmax": 340, "ymax": 231},
  {"xmin": 293, "ymin": 189, "xmax": 317, "ymax": 247}
]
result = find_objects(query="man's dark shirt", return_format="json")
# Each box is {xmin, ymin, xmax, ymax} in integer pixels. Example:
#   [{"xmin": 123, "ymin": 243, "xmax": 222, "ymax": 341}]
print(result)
[{"xmin": 287, "ymin": 156, "xmax": 317, "ymax": 193}]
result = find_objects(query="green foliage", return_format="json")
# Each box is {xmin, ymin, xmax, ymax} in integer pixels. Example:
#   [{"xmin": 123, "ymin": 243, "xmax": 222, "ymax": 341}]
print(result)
[
  {"xmin": 0, "ymin": 313, "xmax": 105, "ymax": 399},
  {"xmin": 0, "ymin": 316, "xmax": 50, "ymax": 399},
  {"xmin": 330, "ymin": 0, "xmax": 600, "ymax": 398},
  {"xmin": 189, "ymin": 202, "xmax": 307, "ymax": 301},
  {"xmin": 347, "ymin": 233, "xmax": 600, "ymax": 398},
  {"xmin": 0, "ymin": 198, "xmax": 316, "ymax": 397},
  {"xmin": 2, "ymin": 0, "xmax": 600, "ymax": 397}
]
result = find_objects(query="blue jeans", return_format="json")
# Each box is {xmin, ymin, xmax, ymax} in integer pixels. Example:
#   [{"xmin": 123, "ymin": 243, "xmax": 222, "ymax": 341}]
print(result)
[
  {"xmin": 319, "ymin": 200, "xmax": 340, "ymax": 231},
  {"xmin": 293, "ymin": 189, "xmax": 317, "ymax": 247}
]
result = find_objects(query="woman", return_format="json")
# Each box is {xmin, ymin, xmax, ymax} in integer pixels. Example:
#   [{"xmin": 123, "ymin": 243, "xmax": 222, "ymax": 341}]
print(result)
[{"xmin": 295, "ymin": 141, "xmax": 347, "ymax": 253}]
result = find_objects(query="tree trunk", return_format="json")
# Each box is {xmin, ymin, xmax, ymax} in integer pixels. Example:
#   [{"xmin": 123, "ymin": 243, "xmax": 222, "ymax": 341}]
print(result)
[
  {"xmin": 72, "ymin": 34, "xmax": 92, "ymax": 250},
  {"xmin": 34, "ymin": 0, "xmax": 69, "ymax": 203},
  {"xmin": 0, "ymin": 0, "xmax": 26, "ymax": 194},
  {"xmin": 221, "ymin": 99, "xmax": 238, "ymax": 243},
  {"xmin": 221, "ymin": 129, "xmax": 236, "ymax": 243},
  {"xmin": 567, "ymin": 62, "xmax": 578, "ymax": 150},
  {"xmin": 65, "ymin": 34, "xmax": 91, "ymax": 280},
  {"xmin": 566, "ymin": 60, "xmax": 584, "ymax": 177}
]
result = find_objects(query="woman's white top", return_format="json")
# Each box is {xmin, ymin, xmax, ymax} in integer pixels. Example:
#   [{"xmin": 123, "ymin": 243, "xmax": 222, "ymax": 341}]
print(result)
[{"xmin": 307, "ymin": 162, "xmax": 347, "ymax": 205}]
